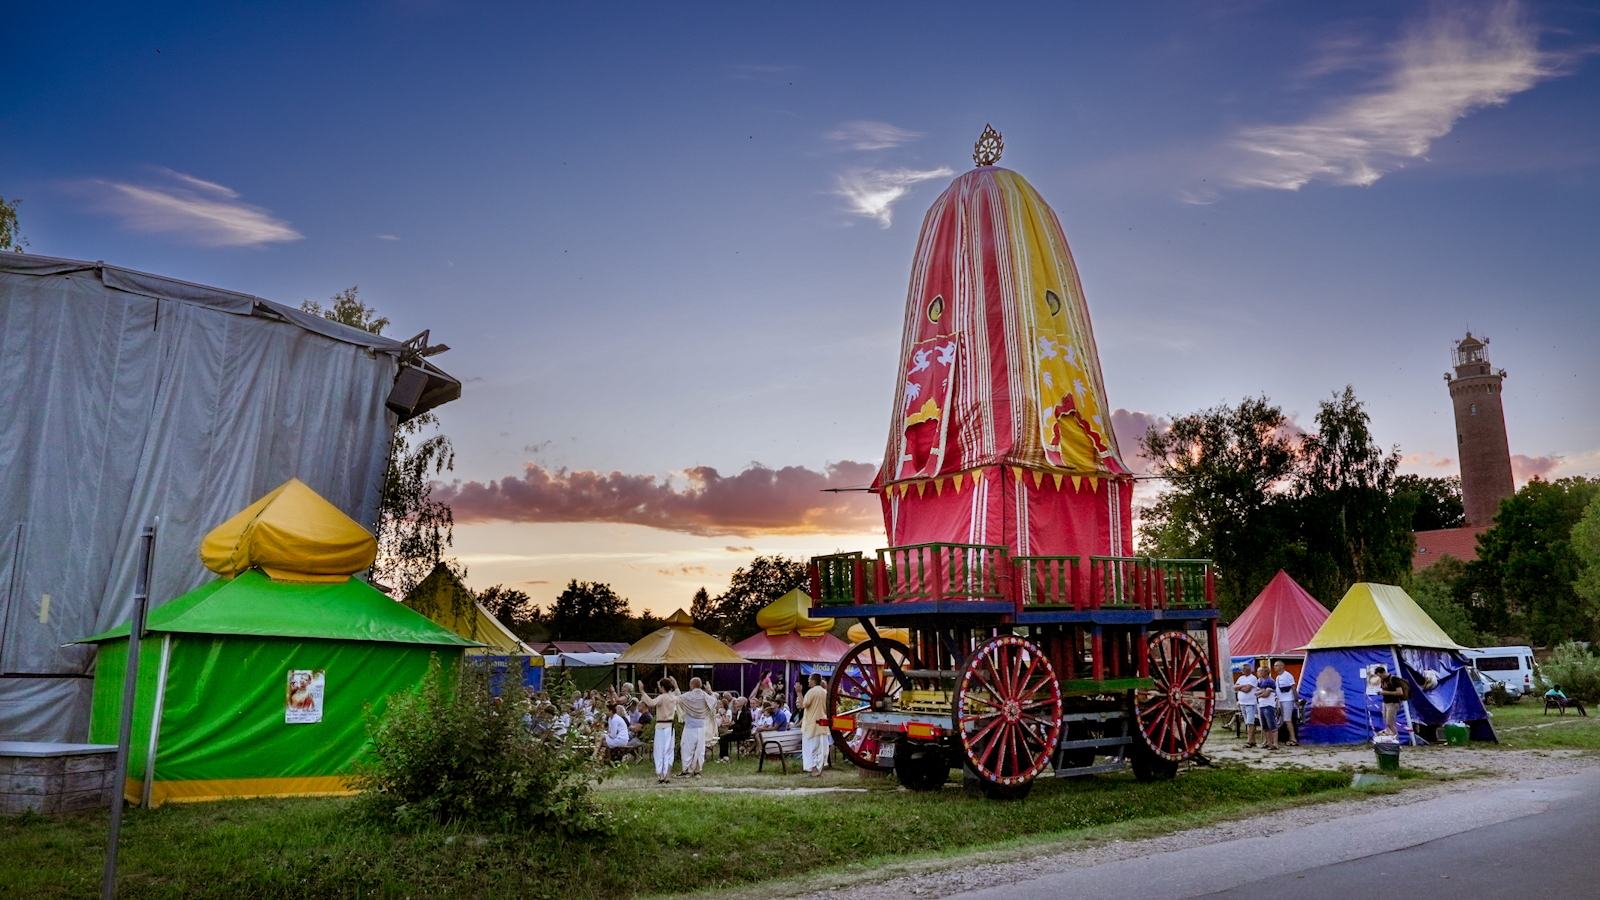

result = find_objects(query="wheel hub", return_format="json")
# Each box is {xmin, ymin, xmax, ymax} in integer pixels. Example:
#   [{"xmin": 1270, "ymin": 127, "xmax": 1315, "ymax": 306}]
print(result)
[{"xmin": 1002, "ymin": 699, "xmax": 1021, "ymax": 722}]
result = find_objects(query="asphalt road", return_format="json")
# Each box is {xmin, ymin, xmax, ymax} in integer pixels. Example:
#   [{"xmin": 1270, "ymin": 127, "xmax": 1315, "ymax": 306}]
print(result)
[{"xmin": 950, "ymin": 768, "xmax": 1600, "ymax": 900}]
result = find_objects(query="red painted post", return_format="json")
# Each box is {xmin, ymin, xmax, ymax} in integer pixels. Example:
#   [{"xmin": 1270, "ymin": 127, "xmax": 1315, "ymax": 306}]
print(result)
[
  {"xmin": 1091, "ymin": 626, "xmax": 1105, "ymax": 682},
  {"xmin": 809, "ymin": 563, "xmax": 821, "ymax": 603},
  {"xmin": 929, "ymin": 546, "xmax": 945, "ymax": 602}
]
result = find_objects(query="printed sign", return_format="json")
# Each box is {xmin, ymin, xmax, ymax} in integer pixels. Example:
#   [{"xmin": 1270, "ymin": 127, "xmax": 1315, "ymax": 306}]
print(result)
[{"xmin": 286, "ymin": 669, "xmax": 325, "ymax": 724}]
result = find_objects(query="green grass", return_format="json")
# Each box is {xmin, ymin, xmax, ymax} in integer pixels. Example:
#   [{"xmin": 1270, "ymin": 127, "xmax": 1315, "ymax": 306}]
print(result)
[
  {"xmin": 1480, "ymin": 699, "xmax": 1600, "ymax": 751},
  {"xmin": 0, "ymin": 755, "xmax": 1387, "ymax": 900}
]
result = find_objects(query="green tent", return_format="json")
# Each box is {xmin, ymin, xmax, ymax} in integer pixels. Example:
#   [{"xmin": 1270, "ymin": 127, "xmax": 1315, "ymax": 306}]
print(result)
[{"xmin": 80, "ymin": 570, "xmax": 478, "ymax": 806}]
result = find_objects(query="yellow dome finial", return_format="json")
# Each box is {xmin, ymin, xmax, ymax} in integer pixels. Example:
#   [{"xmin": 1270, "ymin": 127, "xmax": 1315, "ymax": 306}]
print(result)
[{"xmin": 974, "ymin": 124, "xmax": 1003, "ymax": 167}]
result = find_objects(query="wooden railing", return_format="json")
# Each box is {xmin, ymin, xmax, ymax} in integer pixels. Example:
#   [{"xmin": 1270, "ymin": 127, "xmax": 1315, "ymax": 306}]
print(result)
[
  {"xmin": 809, "ymin": 548, "xmax": 1213, "ymax": 610},
  {"xmin": 876, "ymin": 542, "xmax": 1009, "ymax": 603}
]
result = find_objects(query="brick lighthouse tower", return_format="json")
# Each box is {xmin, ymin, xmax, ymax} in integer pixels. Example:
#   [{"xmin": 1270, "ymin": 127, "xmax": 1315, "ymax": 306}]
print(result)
[{"xmin": 1445, "ymin": 332, "xmax": 1515, "ymax": 527}]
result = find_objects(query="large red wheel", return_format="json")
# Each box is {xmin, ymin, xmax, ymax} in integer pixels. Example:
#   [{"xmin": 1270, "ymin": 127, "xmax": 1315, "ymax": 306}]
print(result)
[
  {"xmin": 1134, "ymin": 630, "xmax": 1216, "ymax": 762},
  {"xmin": 828, "ymin": 638, "xmax": 914, "ymax": 772},
  {"xmin": 954, "ymin": 634, "xmax": 1063, "ymax": 790}
]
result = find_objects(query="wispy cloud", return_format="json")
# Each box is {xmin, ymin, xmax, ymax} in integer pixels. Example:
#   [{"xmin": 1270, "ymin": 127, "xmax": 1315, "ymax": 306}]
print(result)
[
  {"xmin": 835, "ymin": 166, "xmax": 954, "ymax": 227},
  {"xmin": 377, "ymin": 234, "xmax": 400, "ymax": 241},
  {"xmin": 434, "ymin": 461, "xmax": 881, "ymax": 537},
  {"xmin": 85, "ymin": 169, "xmax": 301, "ymax": 246},
  {"xmin": 1212, "ymin": 2, "xmax": 1558, "ymax": 196},
  {"xmin": 827, "ymin": 120, "xmax": 923, "ymax": 151}
]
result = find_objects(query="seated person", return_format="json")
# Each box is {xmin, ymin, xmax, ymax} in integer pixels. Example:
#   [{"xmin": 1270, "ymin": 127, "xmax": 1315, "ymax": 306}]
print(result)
[
  {"xmin": 718, "ymin": 696, "xmax": 755, "ymax": 761},
  {"xmin": 1545, "ymin": 684, "xmax": 1588, "ymax": 715},
  {"xmin": 752, "ymin": 702, "xmax": 780, "ymax": 733},
  {"xmin": 605, "ymin": 703, "xmax": 642, "ymax": 750}
]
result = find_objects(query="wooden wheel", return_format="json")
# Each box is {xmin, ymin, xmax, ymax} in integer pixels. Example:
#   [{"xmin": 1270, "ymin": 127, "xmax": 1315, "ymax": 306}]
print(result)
[
  {"xmin": 828, "ymin": 637, "xmax": 913, "ymax": 772},
  {"xmin": 954, "ymin": 634, "xmax": 1063, "ymax": 790},
  {"xmin": 1134, "ymin": 630, "xmax": 1215, "ymax": 762}
]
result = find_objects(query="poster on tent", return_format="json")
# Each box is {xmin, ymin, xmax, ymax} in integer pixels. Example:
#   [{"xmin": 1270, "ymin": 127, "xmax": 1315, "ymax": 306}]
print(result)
[{"xmin": 285, "ymin": 669, "xmax": 326, "ymax": 724}]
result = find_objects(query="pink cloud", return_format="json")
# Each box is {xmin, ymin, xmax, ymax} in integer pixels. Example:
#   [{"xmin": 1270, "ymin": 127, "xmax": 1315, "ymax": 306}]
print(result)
[
  {"xmin": 434, "ymin": 461, "xmax": 881, "ymax": 537},
  {"xmin": 1400, "ymin": 452, "xmax": 1456, "ymax": 470},
  {"xmin": 1109, "ymin": 409, "xmax": 1171, "ymax": 475},
  {"xmin": 1512, "ymin": 454, "xmax": 1562, "ymax": 484}
]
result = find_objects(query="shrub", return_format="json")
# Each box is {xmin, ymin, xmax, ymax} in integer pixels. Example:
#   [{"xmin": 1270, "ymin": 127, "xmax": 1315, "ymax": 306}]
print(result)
[
  {"xmin": 1484, "ymin": 682, "xmax": 1513, "ymax": 706},
  {"xmin": 350, "ymin": 656, "xmax": 610, "ymax": 834},
  {"xmin": 1534, "ymin": 641, "xmax": 1600, "ymax": 704}
]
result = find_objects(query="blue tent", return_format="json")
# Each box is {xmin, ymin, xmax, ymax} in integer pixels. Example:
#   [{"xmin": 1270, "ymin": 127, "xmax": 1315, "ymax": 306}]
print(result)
[{"xmin": 1296, "ymin": 584, "xmax": 1495, "ymax": 745}]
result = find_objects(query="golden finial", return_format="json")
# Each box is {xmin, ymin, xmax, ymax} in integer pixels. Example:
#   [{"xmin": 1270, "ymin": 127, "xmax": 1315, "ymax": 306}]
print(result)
[{"xmin": 973, "ymin": 124, "xmax": 1003, "ymax": 167}]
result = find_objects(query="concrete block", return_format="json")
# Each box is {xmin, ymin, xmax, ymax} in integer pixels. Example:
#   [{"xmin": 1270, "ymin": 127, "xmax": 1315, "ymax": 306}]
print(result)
[
  {"xmin": 6, "ymin": 774, "xmax": 49, "ymax": 795},
  {"xmin": 64, "ymin": 753, "xmax": 113, "ymax": 775},
  {"xmin": 57, "ymin": 789, "xmax": 111, "ymax": 812},
  {"xmin": 10, "ymin": 756, "xmax": 64, "ymax": 776},
  {"xmin": 64, "ymin": 770, "xmax": 107, "ymax": 792},
  {"xmin": 0, "ymin": 793, "xmax": 45, "ymax": 815},
  {"xmin": 0, "ymin": 756, "xmax": 15, "ymax": 775}
]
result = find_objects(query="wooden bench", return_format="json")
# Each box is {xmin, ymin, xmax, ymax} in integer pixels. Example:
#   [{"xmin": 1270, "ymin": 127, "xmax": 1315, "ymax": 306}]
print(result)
[
  {"xmin": 1544, "ymin": 696, "xmax": 1588, "ymax": 716},
  {"xmin": 756, "ymin": 729, "xmax": 804, "ymax": 773}
]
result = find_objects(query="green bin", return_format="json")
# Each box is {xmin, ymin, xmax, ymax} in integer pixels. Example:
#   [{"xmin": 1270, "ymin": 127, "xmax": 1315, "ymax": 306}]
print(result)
[
  {"xmin": 1374, "ymin": 741, "xmax": 1400, "ymax": 772},
  {"xmin": 1443, "ymin": 723, "xmax": 1469, "ymax": 746}
]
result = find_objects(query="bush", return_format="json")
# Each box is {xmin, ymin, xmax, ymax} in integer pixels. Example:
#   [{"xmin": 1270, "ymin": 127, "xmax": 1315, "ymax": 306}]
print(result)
[
  {"xmin": 1534, "ymin": 642, "xmax": 1600, "ymax": 704},
  {"xmin": 1484, "ymin": 682, "xmax": 1513, "ymax": 706},
  {"xmin": 350, "ymin": 656, "xmax": 610, "ymax": 834}
]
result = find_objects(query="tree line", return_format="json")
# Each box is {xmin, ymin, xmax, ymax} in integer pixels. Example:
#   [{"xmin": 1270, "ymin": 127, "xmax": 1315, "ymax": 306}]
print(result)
[{"xmin": 1138, "ymin": 385, "xmax": 1600, "ymax": 647}]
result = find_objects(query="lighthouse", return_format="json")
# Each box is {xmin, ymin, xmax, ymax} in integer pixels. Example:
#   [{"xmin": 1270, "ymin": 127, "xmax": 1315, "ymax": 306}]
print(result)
[
  {"xmin": 1444, "ymin": 332, "xmax": 1514, "ymax": 527},
  {"xmin": 873, "ymin": 126, "xmax": 1133, "ymax": 563}
]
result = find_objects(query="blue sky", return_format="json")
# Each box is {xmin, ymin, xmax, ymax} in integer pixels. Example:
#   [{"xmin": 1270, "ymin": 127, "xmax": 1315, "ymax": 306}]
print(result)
[{"xmin": 6, "ymin": 1, "xmax": 1598, "ymax": 614}]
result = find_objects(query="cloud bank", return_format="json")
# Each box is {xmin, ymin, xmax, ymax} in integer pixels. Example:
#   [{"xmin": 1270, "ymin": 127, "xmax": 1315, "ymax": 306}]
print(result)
[
  {"xmin": 436, "ymin": 461, "xmax": 881, "ymax": 537},
  {"xmin": 1214, "ymin": 2, "xmax": 1557, "ymax": 196},
  {"xmin": 86, "ymin": 168, "xmax": 302, "ymax": 246},
  {"xmin": 835, "ymin": 166, "xmax": 954, "ymax": 227}
]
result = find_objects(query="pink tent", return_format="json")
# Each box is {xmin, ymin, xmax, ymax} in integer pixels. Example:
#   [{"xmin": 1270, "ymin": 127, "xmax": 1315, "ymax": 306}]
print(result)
[
  {"xmin": 730, "ymin": 630, "xmax": 850, "ymax": 664},
  {"xmin": 1228, "ymin": 570, "xmax": 1330, "ymax": 658}
]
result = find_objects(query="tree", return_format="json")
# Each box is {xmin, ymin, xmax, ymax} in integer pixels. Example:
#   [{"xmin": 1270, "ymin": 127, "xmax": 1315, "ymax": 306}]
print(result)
[
  {"xmin": 0, "ymin": 196, "xmax": 27, "ymax": 252},
  {"xmin": 301, "ymin": 287, "xmax": 455, "ymax": 595},
  {"xmin": 1406, "ymin": 557, "xmax": 1483, "ymax": 647},
  {"xmin": 1574, "ymin": 492, "xmax": 1600, "ymax": 625},
  {"xmin": 712, "ymin": 555, "xmax": 808, "ymax": 642},
  {"xmin": 1472, "ymin": 477, "xmax": 1600, "ymax": 645},
  {"xmin": 1394, "ymin": 475, "xmax": 1465, "ymax": 532},
  {"xmin": 547, "ymin": 580, "xmax": 632, "ymax": 642},
  {"xmin": 689, "ymin": 586, "xmax": 721, "ymax": 635},
  {"xmin": 1137, "ymin": 396, "xmax": 1299, "ymax": 618},
  {"xmin": 478, "ymin": 584, "xmax": 542, "ymax": 640},
  {"xmin": 1291, "ymin": 386, "xmax": 1415, "ymax": 604}
]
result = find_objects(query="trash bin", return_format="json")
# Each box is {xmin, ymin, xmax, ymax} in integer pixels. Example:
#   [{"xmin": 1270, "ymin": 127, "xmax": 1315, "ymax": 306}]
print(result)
[
  {"xmin": 1443, "ymin": 723, "xmax": 1469, "ymax": 746},
  {"xmin": 1374, "ymin": 741, "xmax": 1400, "ymax": 772}
]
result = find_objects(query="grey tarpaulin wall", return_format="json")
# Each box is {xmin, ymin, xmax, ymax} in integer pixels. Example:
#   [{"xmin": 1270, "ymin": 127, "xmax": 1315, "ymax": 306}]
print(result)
[{"xmin": 0, "ymin": 252, "xmax": 460, "ymax": 742}]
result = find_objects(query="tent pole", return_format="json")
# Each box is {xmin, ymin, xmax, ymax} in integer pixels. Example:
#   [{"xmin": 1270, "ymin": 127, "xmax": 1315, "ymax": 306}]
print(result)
[{"xmin": 104, "ymin": 523, "xmax": 157, "ymax": 900}]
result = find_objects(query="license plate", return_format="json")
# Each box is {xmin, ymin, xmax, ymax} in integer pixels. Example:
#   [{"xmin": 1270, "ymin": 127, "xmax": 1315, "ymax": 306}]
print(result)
[{"xmin": 878, "ymin": 742, "xmax": 895, "ymax": 760}]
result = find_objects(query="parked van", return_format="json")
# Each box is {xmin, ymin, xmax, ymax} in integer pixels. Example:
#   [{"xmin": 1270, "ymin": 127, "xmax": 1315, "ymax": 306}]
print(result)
[{"xmin": 1469, "ymin": 646, "xmax": 1535, "ymax": 700}]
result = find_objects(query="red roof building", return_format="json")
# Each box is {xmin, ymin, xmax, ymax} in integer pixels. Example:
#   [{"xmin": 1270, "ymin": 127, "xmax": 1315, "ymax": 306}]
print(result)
[{"xmin": 1411, "ymin": 526, "xmax": 1489, "ymax": 572}]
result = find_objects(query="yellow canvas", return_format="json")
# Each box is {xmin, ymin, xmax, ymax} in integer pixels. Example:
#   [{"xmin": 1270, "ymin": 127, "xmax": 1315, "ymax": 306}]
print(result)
[
  {"xmin": 199, "ymin": 478, "xmax": 377, "ymax": 582},
  {"xmin": 1301, "ymin": 583, "xmax": 1464, "ymax": 651},
  {"xmin": 754, "ymin": 588, "xmax": 834, "ymax": 637}
]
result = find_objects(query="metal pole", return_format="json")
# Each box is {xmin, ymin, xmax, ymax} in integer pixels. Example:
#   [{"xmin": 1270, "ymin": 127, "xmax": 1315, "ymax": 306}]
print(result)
[{"xmin": 103, "ymin": 524, "xmax": 156, "ymax": 900}]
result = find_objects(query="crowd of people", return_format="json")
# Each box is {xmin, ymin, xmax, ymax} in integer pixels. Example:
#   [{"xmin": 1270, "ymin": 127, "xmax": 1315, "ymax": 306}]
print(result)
[
  {"xmin": 1233, "ymin": 660, "xmax": 1299, "ymax": 750},
  {"xmin": 524, "ymin": 673, "xmax": 825, "ymax": 783}
]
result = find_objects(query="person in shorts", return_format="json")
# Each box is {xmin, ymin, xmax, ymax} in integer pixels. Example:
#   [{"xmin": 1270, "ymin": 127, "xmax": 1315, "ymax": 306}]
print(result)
[
  {"xmin": 1254, "ymin": 664, "xmax": 1280, "ymax": 750},
  {"xmin": 1273, "ymin": 661, "xmax": 1299, "ymax": 746},
  {"xmin": 1235, "ymin": 665, "xmax": 1260, "ymax": 747}
]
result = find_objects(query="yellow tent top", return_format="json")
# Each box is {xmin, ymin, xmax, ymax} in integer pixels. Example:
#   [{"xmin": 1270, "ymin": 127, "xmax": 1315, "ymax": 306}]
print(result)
[
  {"xmin": 403, "ymin": 563, "xmax": 538, "ymax": 657},
  {"xmin": 614, "ymin": 609, "xmax": 749, "ymax": 665},
  {"xmin": 846, "ymin": 621, "xmax": 912, "ymax": 645},
  {"xmin": 1301, "ymin": 583, "xmax": 1465, "ymax": 651},
  {"xmin": 755, "ymin": 588, "xmax": 834, "ymax": 636},
  {"xmin": 199, "ymin": 478, "xmax": 377, "ymax": 582}
]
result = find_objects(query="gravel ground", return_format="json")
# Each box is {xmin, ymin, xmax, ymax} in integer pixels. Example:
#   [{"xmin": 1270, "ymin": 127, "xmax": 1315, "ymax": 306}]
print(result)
[{"xmin": 763, "ymin": 733, "xmax": 1597, "ymax": 900}]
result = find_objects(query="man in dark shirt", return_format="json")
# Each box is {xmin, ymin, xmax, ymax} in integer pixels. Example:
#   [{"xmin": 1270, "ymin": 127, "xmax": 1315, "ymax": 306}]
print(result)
[{"xmin": 717, "ymin": 696, "xmax": 755, "ymax": 761}]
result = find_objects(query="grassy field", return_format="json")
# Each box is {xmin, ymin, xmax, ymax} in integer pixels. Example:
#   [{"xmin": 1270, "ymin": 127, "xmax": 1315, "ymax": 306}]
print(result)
[
  {"xmin": 1481, "ymin": 698, "xmax": 1600, "ymax": 750},
  {"xmin": 1, "ymin": 755, "xmax": 1390, "ymax": 900}
]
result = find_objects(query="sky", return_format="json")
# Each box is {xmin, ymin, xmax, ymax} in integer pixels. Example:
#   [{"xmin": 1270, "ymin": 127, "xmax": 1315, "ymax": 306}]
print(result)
[{"xmin": 6, "ymin": 1, "xmax": 1599, "ymax": 617}]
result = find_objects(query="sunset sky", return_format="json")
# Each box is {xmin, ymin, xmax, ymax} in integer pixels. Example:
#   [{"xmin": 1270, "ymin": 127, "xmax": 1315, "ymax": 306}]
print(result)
[{"xmin": 6, "ymin": 1, "xmax": 1598, "ymax": 615}]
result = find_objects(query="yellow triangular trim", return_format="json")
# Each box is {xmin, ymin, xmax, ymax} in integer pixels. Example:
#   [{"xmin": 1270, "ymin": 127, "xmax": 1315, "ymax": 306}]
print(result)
[
  {"xmin": 1071, "ymin": 475, "xmax": 1082, "ymax": 492},
  {"xmin": 953, "ymin": 472, "xmax": 965, "ymax": 493},
  {"xmin": 915, "ymin": 481, "xmax": 926, "ymax": 497},
  {"xmin": 1011, "ymin": 466, "xmax": 1024, "ymax": 483},
  {"xmin": 1052, "ymin": 472, "xmax": 1065, "ymax": 490}
]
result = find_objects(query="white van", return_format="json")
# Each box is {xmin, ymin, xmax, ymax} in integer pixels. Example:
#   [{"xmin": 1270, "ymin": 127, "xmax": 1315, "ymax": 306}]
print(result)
[{"xmin": 1469, "ymin": 646, "xmax": 1536, "ymax": 700}]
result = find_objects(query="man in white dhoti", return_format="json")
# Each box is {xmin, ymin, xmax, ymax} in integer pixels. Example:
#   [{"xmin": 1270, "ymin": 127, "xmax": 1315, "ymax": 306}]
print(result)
[
  {"xmin": 638, "ymin": 678, "xmax": 681, "ymax": 784},
  {"xmin": 800, "ymin": 673, "xmax": 830, "ymax": 777},
  {"xmin": 677, "ymin": 677, "xmax": 716, "ymax": 777}
]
